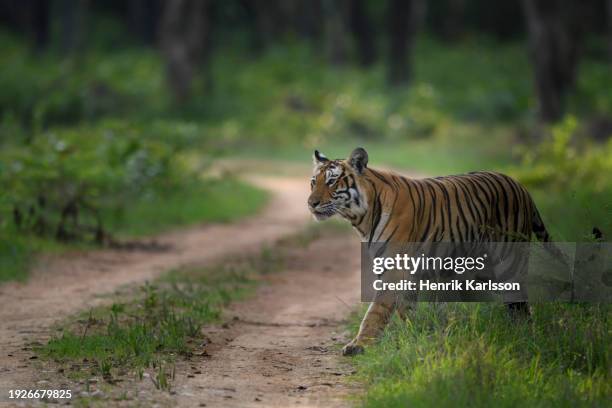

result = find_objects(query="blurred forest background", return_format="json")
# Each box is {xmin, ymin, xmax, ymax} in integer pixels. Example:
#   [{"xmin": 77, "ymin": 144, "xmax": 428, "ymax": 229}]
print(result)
[{"xmin": 0, "ymin": 0, "xmax": 611, "ymax": 281}]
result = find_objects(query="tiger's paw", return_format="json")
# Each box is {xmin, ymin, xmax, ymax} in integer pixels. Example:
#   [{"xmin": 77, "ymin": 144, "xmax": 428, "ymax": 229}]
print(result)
[{"xmin": 342, "ymin": 341, "xmax": 365, "ymax": 356}]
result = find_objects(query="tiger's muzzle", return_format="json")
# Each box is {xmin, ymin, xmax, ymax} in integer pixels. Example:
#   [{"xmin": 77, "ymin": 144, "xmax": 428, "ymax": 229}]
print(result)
[{"xmin": 308, "ymin": 199, "xmax": 336, "ymax": 220}]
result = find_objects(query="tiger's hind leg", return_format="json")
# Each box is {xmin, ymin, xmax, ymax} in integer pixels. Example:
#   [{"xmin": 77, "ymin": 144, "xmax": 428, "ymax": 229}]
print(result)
[{"xmin": 493, "ymin": 244, "xmax": 531, "ymax": 320}]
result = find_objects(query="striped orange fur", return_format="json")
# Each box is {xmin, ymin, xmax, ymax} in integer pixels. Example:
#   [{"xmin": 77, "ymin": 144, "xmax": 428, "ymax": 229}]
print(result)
[{"xmin": 308, "ymin": 147, "xmax": 549, "ymax": 355}]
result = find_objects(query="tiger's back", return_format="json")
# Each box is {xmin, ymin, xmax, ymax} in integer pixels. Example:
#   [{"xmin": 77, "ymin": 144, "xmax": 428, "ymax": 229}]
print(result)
[{"xmin": 370, "ymin": 170, "xmax": 540, "ymax": 244}]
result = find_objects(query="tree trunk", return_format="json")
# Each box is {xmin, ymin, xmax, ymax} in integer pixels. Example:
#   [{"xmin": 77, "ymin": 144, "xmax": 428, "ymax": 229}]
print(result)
[
  {"xmin": 159, "ymin": 0, "xmax": 209, "ymax": 104},
  {"xmin": 522, "ymin": 0, "xmax": 582, "ymax": 122},
  {"xmin": 294, "ymin": 0, "xmax": 323, "ymax": 42},
  {"xmin": 349, "ymin": 0, "xmax": 376, "ymax": 66},
  {"xmin": 387, "ymin": 0, "xmax": 419, "ymax": 85},
  {"xmin": 608, "ymin": 0, "xmax": 612, "ymax": 61},
  {"xmin": 127, "ymin": 0, "xmax": 160, "ymax": 45},
  {"xmin": 442, "ymin": 0, "xmax": 466, "ymax": 40},
  {"xmin": 30, "ymin": 0, "xmax": 49, "ymax": 51},
  {"xmin": 323, "ymin": 0, "xmax": 350, "ymax": 65},
  {"xmin": 59, "ymin": 0, "xmax": 89, "ymax": 54},
  {"xmin": 247, "ymin": 0, "xmax": 288, "ymax": 52}
]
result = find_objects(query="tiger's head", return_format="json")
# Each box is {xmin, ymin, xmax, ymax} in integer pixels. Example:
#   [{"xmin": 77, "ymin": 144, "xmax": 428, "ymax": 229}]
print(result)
[{"xmin": 307, "ymin": 147, "xmax": 369, "ymax": 222}]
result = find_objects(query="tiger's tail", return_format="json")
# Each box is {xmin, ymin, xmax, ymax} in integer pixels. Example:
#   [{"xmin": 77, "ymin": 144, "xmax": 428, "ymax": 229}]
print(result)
[
  {"xmin": 532, "ymin": 206, "xmax": 570, "ymax": 266},
  {"xmin": 532, "ymin": 207, "xmax": 552, "ymax": 243}
]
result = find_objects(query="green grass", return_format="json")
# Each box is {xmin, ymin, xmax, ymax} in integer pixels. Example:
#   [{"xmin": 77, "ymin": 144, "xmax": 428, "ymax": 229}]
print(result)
[
  {"xmin": 237, "ymin": 124, "xmax": 514, "ymax": 176},
  {"xmin": 0, "ymin": 230, "xmax": 96, "ymax": 283},
  {"xmin": 350, "ymin": 303, "xmax": 611, "ymax": 407},
  {"xmin": 38, "ymin": 246, "xmax": 283, "ymax": 386},
  {"xmin": 103, "ymin": 178, "xmax": 268, "ymax": 237}
]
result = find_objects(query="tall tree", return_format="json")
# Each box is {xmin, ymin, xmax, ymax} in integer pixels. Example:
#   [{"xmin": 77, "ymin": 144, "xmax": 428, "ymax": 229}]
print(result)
[
  {"xmin": 30, "ymin": 0, "xmax": 49, "ymax": 51},
  {"xmin": 59, "ymin": 0, "xmax": 89, "ymax": 54},
  {"xmin": 349, "ymin": 0, "xmax": 376, "ymax": 66},
  {"xmin": 127, "ymin": 0, "xmax": 160, "ymax": 45},
  {"xmin": 608, "ymin": 0, "xmax": 612, "ymax": 60},
  {"xmin": 294, "ymin": 0, "xmax": 323, "ymax": 42},
  {"xmin": 442, "ymin": 0, "xmax": 466, "ymax": 40},
  {"xmin": 0, "ymin": 1, "xmax": 47, "ymax": 49},
  {"xmin": 241, "ymin": 0, "xmax": 293, "ymax": 53},
  {"xmin": 387, "ymin": 0, "xmax": 425, "ymax": 85},
  {"xmin": 159, "ymin": 0, "xmax": 209, "ymax": 104},
  {"xmin": 323, "ymin": 0, "xmax": 350, "ymax": 65},
  {"xmin": 522, "ymin": 0, "xmax": 583, "ymax": 122}
]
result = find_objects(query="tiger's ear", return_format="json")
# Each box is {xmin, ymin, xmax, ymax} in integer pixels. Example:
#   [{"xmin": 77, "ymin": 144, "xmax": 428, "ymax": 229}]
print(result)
[
  {"xmin": 313, "ymin": 150, "xmax": 329, "ymax": 165},
  {"xmin": 348, "ymin": 147, "xmax": 368, "ymax": 174}
]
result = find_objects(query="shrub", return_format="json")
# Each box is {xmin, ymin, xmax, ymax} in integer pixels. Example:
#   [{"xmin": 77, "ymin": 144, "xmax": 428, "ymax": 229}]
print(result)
[
  {"xmin": 0, "ymin": 122, "xmax": 196, "ymax": 243},
  {"xmin": 514, "ymin": 116, "xmax": 612, "ymax": 193}
]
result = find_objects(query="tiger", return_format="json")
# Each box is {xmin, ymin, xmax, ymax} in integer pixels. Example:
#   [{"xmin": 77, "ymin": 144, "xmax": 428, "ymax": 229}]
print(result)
[{"xmin": 308, "ymin": 147, "xmax": 555, "ymax": 356}]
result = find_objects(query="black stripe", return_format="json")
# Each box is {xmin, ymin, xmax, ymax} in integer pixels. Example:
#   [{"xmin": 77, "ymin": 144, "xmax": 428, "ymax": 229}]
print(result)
[
  {"xmin": 463, "ymin": 176, "xmax": 490, "ymax": 232},
  {"xmin": 450, "ymin": 181, "xmax": 470, "ymax": 241},
  {"xmin": 484, "ymin": 173, "xmax": 511, "ymax": 240},
  {"xmin": 400, "ymin": 177, "xmax": 419, "ymax": 240},
  {"xmin": 368, "ymin": 192, "xmax": 383, "ymax": 244},
  {"xmin": 452, "ymin": 177, "xmax": 479, "ymax": 240},
  {"xmin": 435, "ymin": 179, "xmax": 457, "ymax": 241},
  {"xmin": 472, "ymin": 173, "xmax": 502, "ymax": 236},
  {"xmin": 369, "ymin": 169, "xmax": 394, "ymax": 188},
  {"xmin": 425, "ymin": 180, "xmax": 447, "ymax": 241}
]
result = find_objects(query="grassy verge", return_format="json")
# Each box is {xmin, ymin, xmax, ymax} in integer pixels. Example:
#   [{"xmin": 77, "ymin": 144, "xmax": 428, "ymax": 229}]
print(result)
[
  {"xmin": 103, "ymin": 178, "xmax": 268, "ymax": 237},
  {"xmin": 0, "ymin": 178, "xmax": 267, "ymax": 283},
  {"xmin": 0, "ymin": 235, "xmax": 32, "ymax": 282},
  {"xmin": 230, "ymin": 123, "xmax": 515, "ymax": 176},
  {"xmin": 0, "ymin": 231, "xmax": 94, "ymax": 283},
  {"xmin": 349, "ymin": 303, "xmax": 610, "ymax": 407},
  {"xmin": 37, "ymin": 246, "xmax": 283, "ymax": 389}
]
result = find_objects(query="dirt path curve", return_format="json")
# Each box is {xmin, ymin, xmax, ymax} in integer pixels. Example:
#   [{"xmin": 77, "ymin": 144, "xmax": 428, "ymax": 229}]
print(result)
[
  {"xmin": 172, "ymin": 234, "xmax": 361, "ymax": 408},
  {"xmin": 0, "ymin": 175, "xmax": 362, "ymax": 407}
]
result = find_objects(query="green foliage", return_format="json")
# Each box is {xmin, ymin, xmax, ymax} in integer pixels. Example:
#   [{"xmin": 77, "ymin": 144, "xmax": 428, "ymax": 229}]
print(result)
[
  {"xmin": 0, "ymin": 234, "xmax": 31, "ymax": 282},
  {"xmin": 104, "ymin": 178, "xmax": 267, "ymax": 237},
  {"xmin": 200, "ymin": 39, "xmax": 533, "ymax": 149},
  {"xmin": 0, "ymin": 119, "xmax": 267, "ymax": 281},
  {"xmin": 1, "ymin": 28, "xmax": 609, "ymax": 279},
  {"xmin": 351, "ymin": 303, "xmax": 611, "ymax": 407},
  {"xmin": 1, "ymin": 122, "xmax": 193, "ymax": 242},
  {"xmin": 0, "ymin": 31, "xmax": 167, "ymax": 132},
  {"xmin": 2, "ymin": 29, "xmax": 608, "ymax": 149},
  {"xmin": 572, "ymin": 60, "xmax": 612, "ymax": 116},
  {"xmin": 516, "ymin": 116, "xmax": 612, "ymax": 192}
]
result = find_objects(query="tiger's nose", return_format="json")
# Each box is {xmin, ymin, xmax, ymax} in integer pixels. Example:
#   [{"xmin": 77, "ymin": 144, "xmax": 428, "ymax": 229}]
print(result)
[{"xmin": 308, "ymin": 199, "xmax": 320, "ymax": 209}]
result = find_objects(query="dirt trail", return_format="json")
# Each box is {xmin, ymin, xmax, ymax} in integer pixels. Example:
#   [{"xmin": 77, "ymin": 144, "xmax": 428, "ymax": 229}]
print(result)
[
  {"xmin": 171, "ymin": 235, "xmax": 361, "ymax": 408},
  {"xmin": 0, "ymin": 175, "xmax": 362, "ymax": 407}
]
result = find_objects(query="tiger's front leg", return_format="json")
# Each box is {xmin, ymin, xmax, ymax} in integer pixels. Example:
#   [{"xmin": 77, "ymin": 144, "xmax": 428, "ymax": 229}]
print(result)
[{"xmin": 342, "ymin": 300, "xmax": 395, "ymax": 356}]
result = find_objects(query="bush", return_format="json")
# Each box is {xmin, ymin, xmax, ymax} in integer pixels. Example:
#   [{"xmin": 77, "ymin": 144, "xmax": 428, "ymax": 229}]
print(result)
[
  {"xmin": 515, "ymin": 116, "xmax": 612, "ymax": 193},
  {"xmin": 0, "ymin": 122, "xmax": 198, "ymax": 243},
  {"xmin": 0, "ymin": 31, "xmax": 167, "ymax": 133}
]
